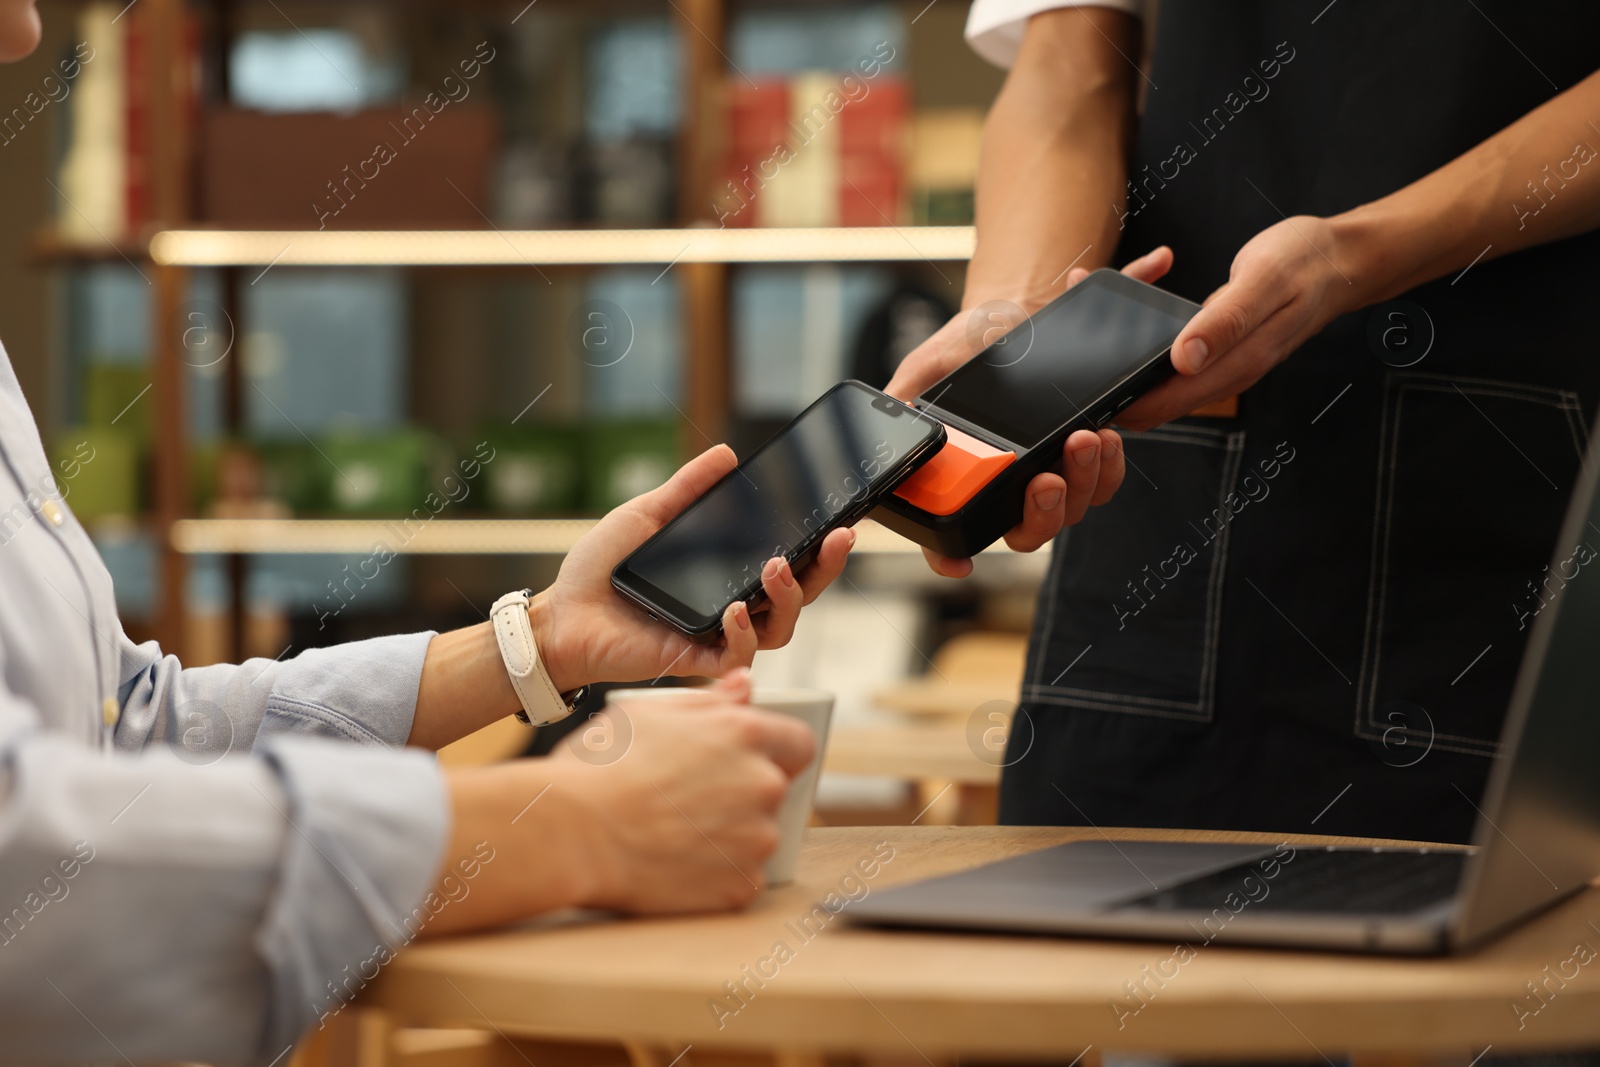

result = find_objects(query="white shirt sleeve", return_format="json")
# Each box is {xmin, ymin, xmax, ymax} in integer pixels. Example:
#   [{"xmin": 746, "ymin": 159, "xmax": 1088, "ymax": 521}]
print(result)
[
  {"xmin": 0, "ymin": 341, "xmax": 453, "ymax": 1065},
  {"xmin": 965, "ymin": 0, "xmax": 1148, "ymax": 69},
  {"xmin": 0, "ymin": 701, "xmax": 449, "ymax": 1065}
]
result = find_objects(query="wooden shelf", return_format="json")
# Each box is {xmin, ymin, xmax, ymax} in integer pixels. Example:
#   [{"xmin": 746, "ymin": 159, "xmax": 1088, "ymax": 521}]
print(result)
[
  {"xmin": 32, "ymin": 227, "xmax": 977, "ymax": 268},
  {"xmin": 172, "ymin": 518, "xmax": 595, "ymax": 555},
  {"xmin": 146, "ymin": 226, "xmax": 976, "ymax": 267},
  {"xmin": 28, "ymin": 229, "xmax": 149, "ymax": 264},
  {"xmin": 168, "ymin": 517, "xmax": 994, "ymax": 556}
]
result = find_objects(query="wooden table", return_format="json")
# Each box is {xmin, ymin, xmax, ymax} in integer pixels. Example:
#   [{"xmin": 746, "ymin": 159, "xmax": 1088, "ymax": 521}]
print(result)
[{"xmin": 357, "ymin": 826, "xmax": 1600, "ymax": 1063}]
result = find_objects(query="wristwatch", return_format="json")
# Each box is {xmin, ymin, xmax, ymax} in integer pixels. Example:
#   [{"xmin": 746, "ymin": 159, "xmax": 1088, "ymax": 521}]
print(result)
[{"xmin": 490, "ymin": 589, "xmax": 586, "ymax": 726}]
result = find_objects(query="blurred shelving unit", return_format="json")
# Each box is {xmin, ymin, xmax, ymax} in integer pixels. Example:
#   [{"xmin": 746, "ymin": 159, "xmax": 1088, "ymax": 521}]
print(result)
[
  {"xmin": 29, "ymin": 0, "xmax": 995, "ymax": 659},
  {"xmin": 169, "ymin": 516, "xmax": 1000, "ymax": 556}
]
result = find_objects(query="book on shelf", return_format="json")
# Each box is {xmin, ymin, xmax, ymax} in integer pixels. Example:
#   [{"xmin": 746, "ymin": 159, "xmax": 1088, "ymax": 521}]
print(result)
[
  {"xmin": 908, "ymin": 108, "xmax": 984, "ymax": 226},
  {"xmin": 717, "ymin": 72, "xmax": 909, "ymax": 229},
  {"xmin": 123, "ymin": 10, "xmax": 146, "ymax": 234},
  {"xmin": 837, "ymin": 77, "xmax": 907, "ymax": 227},
  {"xmin": 56, "ymin": 1, "xmax": 198, "ymax": 242},
  {"xmin": 55, "ymin": 2, "xmax": 124, "ymax": 241},
  {"xmin": 201, "ymin": 107, "xmax": 500, "ymax": 228}
]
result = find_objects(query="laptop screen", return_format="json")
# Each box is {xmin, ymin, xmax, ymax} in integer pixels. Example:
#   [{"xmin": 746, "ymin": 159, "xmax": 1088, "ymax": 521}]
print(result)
[{"xmin": 1454, "ymin": 433, "xmax": 1600, "ymax": 946}]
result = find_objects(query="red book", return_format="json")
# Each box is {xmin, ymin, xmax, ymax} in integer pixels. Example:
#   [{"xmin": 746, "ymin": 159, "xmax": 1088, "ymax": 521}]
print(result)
[
  {"xmin": 123, "ymin": 13, "xmax": 145, "ymax": 234},
  {"xmin": 124, "ymin": 12, "xmax": 200, "ymax": 233},
  {"xmin": 727, "ymin": 80, "xmax": 791, "ymax": 159},
  {"xmin": 838, "ymin": 77, "xmax": 908, "ymax": 158},
  {"xmin": 720, "ymin": 80, "xmax": 792, "ymax": 227},
  {"xmin": 838, "ymin": 153, "xmax": 902, "ymax": 227},
  {"xmin": 714, "ymin": 162, "xmax": 757, "ymax": 228},
  {"xmin": 837, "ymin": 77, "xmax": 907, "ymax": 226}
]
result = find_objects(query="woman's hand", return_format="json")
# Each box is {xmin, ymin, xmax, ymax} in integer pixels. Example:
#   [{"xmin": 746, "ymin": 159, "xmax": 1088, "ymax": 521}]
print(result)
[
  {"xmin": 530, "ymin": 445, "xmax": 855, "ymax": 692},
  {"xmin": 426, "ymin": 681, "xmax": 816, "ymax": 933},
  {"xmin": 546, "ymin": 680, "xmax": 814, "ymax": 913},
  {"xmin": 1116, "ymin": 216, "xmax": 1356, "ymax": 431},
  {"xmin": 884, "ymin": 246, "xmax": 1174, "ymax": 578}
]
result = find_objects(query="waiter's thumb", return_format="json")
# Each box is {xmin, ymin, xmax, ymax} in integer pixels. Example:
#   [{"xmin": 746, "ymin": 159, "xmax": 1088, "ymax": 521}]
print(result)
[{"xmin": 1172, "ymin": 281, "xmax": 1266, "ymax": 377}]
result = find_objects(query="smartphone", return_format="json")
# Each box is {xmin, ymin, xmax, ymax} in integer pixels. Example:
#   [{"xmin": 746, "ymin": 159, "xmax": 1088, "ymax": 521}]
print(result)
[
  {"xmin": 612, "ymin": 380, "xmax": 947, "ymax": 640},
  {"xmin": 871, "ymin": 269, "xmax": 1201, "ymax": 558}
]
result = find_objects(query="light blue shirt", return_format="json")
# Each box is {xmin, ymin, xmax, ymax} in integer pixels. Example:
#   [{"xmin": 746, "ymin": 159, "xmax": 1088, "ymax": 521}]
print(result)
[{"xmin": 0, "ymin": 345, "xmax": 450, "ymax": 1065}]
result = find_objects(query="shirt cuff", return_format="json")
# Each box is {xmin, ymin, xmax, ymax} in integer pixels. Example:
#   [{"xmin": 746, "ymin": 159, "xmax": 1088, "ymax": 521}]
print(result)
[
  {"xmin": 251, "ymin": 737, "xmax": 449, "ymax": 1053},
  {"xmin": 965, "ymin": 0, "xmax": 1147, "ymax": 68},
  {"xmin": 263, "ymin": 631, "xmax": 437, "ymax": 748}
]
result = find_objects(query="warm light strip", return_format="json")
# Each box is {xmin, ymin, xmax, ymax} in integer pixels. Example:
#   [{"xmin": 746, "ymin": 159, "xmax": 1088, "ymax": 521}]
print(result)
[
  {"xmin": 148, "ymin": 227, "xmax": 976, "ymax": 267},
  {"xmin": 168, "ymin": 518, "xmax": 987, "ymax": 556},
  {"xmin": 171, "ymin": 518, "xmax": 599, "ymax": 555}
]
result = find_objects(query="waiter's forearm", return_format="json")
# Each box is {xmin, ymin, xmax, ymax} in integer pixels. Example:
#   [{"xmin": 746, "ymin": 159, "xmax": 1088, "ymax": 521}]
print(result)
[
  {"xmin": 1332, "ymin": 66, "xmax": 1600, "ymax": 306},
  {"xmin": 965, "ymin": 6, "xmax": 1139, "ymax": 312}
]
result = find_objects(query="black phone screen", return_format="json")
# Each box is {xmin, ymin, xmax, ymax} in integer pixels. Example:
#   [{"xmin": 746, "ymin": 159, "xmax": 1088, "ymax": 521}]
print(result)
[
  {"xmin": 617, "ymin": 381, "xmax": 941, "ymax": 626},
  {"xmin": 929, "ymin": 276, "xmax": 1195, "ymax": 447}
]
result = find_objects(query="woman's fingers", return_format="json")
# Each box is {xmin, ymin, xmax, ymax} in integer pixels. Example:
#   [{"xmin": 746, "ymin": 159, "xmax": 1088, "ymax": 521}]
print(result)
[
  {"xmin": 710, "ymin": 528, "xmax": 859, "ymax": 665},
  {"xmin": 754, "ymin": 557, "xmax": 804, "ymax": 649},
  {"xmin": 716, "ymin": 601, "xmax": 758, "ymax": 669},
  {"xmin": 712, "ymin": 666, "xmax": 753, "ymax": 702},
  {"xmin": 796, "ymin": 527, "xmax": 855, "ymax": 606},
  {"xmin": 620, "ymin": 445, "xmax": 739, "ymax": 531}
]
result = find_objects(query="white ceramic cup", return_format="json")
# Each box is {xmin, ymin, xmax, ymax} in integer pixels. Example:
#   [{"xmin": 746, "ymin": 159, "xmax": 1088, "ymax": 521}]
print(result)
[{"xmin": 603, "ymin": 686, "xmax": 834, "ymax": 885}]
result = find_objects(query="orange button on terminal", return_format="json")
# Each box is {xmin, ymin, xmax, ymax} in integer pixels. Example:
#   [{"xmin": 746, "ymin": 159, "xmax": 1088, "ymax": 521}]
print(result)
[{"xmin": 894, "ymin": 423, "xmax": 1016, "ymax": 517}]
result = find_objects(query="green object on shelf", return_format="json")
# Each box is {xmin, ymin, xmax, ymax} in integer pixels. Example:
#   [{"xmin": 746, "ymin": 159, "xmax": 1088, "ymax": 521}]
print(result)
[
  {"xmin": 478, "ymin": 424, "xmax": 583, "ymax": 515},
  {"xmin": 321, "ymin": 429, "xmax": 446, "ymax": 516},
  {"xmin": 582, "ymin": 420, "xmax": 680, "ymax": 514},
  {"xmin": 912, "ymin": 188, "xmax": 975, "ymax": 227},
  {"xmin": 190, "ymin": 440, "xmax": 220, "ymax": 514},
  {"xmin": 257, "ymin": 440, "xmax": 328, "ymax": 514},
  {"xmin": 51, "ymin": 427, "xmax": 139, "ymax": 522},
  {"xmin": 83, "ymin": 364, "xmax": 152, "ymax": 444}
]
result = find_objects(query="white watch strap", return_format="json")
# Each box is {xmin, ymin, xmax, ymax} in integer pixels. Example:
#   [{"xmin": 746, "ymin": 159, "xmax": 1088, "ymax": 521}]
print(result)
[{"xmin": 491, "ymin": 589, "xmax": 573, "ymax": 727}]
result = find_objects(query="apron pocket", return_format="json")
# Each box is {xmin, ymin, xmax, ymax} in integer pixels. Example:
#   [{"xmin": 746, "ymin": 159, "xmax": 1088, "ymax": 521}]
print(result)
[
  {"xmin": 1023, "ymin": 423, "xmax": 1246, "ymax": 723},
  {"xmin": 1355, "ymin": 372, "xmax": 1587, "ymax": 757}
]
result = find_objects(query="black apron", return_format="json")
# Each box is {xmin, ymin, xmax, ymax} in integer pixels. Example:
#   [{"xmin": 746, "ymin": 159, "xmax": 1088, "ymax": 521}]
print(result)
[{"xmin": 1001, "ymin": 0, "xmax": 1600, "ymax": 844}]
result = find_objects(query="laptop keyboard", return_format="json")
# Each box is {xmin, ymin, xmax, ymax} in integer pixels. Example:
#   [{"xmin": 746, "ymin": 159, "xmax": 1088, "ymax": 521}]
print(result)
[{"xmin": 1119, "ymin": 848, "xmax": 1467, "ymax": 916}]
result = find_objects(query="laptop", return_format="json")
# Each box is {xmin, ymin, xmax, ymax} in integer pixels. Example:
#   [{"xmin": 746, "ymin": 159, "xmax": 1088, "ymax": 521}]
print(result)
[{"xmin": 848, "ymin": 443, "xmax": 1600, "ymax": 955}]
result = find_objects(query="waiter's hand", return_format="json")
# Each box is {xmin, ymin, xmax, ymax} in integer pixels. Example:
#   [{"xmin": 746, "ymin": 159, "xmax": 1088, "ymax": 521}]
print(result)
[
  {"xmin": 885, "ymin": 246, "xmax": 1174, "ymax": 578},
  {"xmin": 1116, "ymin": 216, "xmax": 1355, "ymax": 431}
]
